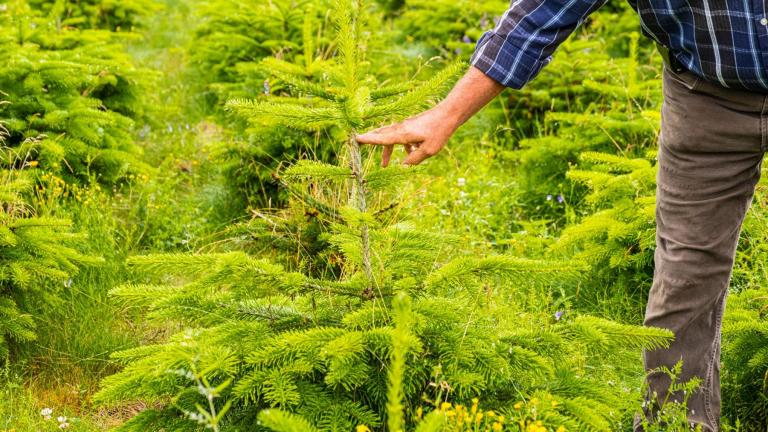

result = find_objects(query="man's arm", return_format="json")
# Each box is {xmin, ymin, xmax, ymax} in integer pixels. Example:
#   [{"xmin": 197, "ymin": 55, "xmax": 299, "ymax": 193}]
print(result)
[
  {"xmin": 357, "ymin": 0, "xmax": 607, "ymax": 166},
  {"xmin": 357, "ymin": 67, "xmax": 504, "ymax": 166}
]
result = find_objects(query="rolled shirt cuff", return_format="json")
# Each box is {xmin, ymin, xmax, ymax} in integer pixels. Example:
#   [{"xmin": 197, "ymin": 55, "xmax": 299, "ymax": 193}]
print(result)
[{"xmin": 470, "ymin": 31, "xmax": 552, "ymax": 89}]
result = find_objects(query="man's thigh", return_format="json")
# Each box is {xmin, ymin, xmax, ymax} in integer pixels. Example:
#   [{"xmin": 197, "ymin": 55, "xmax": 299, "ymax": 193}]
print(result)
[
  {"xmin": 640, "ymin": 67, "xmax": 766, "ymax": 430},
  {"xmin": 653, "ymin": 67, "xmax": 765, "ymax": 305}
]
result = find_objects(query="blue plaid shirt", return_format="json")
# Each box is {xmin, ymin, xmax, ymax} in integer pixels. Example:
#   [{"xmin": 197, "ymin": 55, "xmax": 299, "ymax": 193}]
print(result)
[{"xmin": 471, "ymin": 0, "xmax": 768, "ymax": 92}]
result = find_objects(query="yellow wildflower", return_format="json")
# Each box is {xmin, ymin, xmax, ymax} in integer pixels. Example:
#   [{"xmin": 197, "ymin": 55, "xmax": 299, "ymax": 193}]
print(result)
[
  {"xmin": 513, "ymin": 402, "xmax": 523, "ymax": 410},
  {"xmin": 356, "ymin": 426, "xmax": 370, "ymax": 432}
]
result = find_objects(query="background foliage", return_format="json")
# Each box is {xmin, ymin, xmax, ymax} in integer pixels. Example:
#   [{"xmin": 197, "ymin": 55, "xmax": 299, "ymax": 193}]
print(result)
[{"xmin": 2, "ymin": 0, "xmax": 768, "ymax": 431}]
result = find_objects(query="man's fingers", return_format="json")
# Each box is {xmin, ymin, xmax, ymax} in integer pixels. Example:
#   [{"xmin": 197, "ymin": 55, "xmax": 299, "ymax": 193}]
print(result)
[
  {"xmin": 382, "ymin": 143, "xmax": 419, "ymax": 167},
  {"xmin": 402, "ymin": 146, "xmax": 436, "ymax": 166},
  {"xmin": 381, "ymin": 145, "xmax": 394, "ymax": 167},
  {"xmin": 355, "ymin": 125, "xmax": 401, "ymax": 145},
  {"xmin": 356, "ymin": 123, "xmax": 420, "ymax": 146}
]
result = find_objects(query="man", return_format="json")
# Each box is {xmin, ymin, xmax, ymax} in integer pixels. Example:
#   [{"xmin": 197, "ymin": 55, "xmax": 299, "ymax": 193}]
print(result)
[{"xmin": 356, "ymin": 0, "xmax": 768, "ymax": 430}]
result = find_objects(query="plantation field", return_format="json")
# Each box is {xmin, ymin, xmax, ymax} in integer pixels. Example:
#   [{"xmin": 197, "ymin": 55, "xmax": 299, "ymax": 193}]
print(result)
[{"xmin": 2, "ymin": 0, "xmax": 768, "ymax": 431}]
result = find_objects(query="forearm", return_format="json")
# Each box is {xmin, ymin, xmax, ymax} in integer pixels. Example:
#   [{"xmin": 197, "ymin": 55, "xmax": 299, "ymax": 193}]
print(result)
[
  {"xmin": 433, "ymin": 66, "xmax": 505, "ymax": 131},
  {"xmin": 357, "ymin": 0, "xmax": 606, "ymax": 167},
  {"xmin": 355, "ymin": 66, "xmax": 505, "ymax": 166}
]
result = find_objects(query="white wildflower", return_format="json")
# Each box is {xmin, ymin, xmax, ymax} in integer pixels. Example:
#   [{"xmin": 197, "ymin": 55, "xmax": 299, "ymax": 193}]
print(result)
[{"xmin": 41, "ymin": 407, "xmax": 53, "ymax": 420}]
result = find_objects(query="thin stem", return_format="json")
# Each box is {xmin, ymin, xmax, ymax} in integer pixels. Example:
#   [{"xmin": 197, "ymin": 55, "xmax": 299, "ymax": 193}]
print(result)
[
  {"xmin": 347, "ymin": 131, "xmax": 375, "ymax": 297},
  {"xmin": 200, "ymin": 376, "xmax": 220, "ymax": 432}
]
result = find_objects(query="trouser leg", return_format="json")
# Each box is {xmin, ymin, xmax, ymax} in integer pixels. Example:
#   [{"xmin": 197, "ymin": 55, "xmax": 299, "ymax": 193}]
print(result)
[{"xmin": 635, "ymin": 67, "xmax": 767, "ymax": 432}]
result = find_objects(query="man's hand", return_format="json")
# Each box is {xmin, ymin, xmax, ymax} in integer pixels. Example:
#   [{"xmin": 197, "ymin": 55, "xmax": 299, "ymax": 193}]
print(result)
[
  {"xmin": 355, "ymin": 107, "xmax": 457, "ymax": 167},
  {"xmin": 356, "ymin": 66, "xmax": 506, "ymax": 167}
]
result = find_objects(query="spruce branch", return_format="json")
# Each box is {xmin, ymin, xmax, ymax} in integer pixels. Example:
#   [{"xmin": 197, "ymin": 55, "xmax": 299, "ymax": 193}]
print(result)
[
  {"xmin": 561, "ymin": 316, "xmax": 674, "ymax": 351},
  {"xmin": 363, "ymin": 61, "xmax": 463, "ymax": 122},
  {"xmin": 364, "ymin": 165, "xmax": 423, "ymax": 191},
  {"xmin": 282, "ymin": 160, "xmax": 353, "ymax": 182},
  {"xmin": 258, "ymin": 408, "xmax": 320, "ymax": 432},
  {"xmin": 425, "ymin": 256, "xmax": 589, "ymax": 289},
  {"xmin": 577, "ymin": 151, "xmax": 652, "ymax": 173},
  {"xmin": 272, "ymin": 172, "xmax": 342, "ymax": 221},
  {"xmin": 225, "ymin": 99, "xmax": 343, "ymax": 130},
  {"xmin": 269, "ymin": 69, "xmax": 339, "ymax": 100},
  {"xmin": 370, "ymin": 82, "xmax": 412, "ymax": 100},
  {"xmin": 386, "ymin": 294, "xmax": 414, "ymax": 432},
  {"xmin": 413, "ymin": 411, "xmax": 447, "ymax": 432}
]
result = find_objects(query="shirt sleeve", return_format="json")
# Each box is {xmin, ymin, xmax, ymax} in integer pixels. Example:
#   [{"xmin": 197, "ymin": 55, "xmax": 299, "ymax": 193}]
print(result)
[{"xmin": 471, "ymin": 0, "xmax": 608, "ymax": 89}]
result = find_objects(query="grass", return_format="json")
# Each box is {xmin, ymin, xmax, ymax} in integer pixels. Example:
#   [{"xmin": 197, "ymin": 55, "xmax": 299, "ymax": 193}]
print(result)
[
  {"xmin": 2, "ymin": 1, "xmax": 231, "ymax": 429},
  {"xmin": 1, "ymin": 368, "xmax": 102, "ymax": 432},
  {"xmin": 0, "ymin": 366, "xmax": 155, "ymax": 431}
]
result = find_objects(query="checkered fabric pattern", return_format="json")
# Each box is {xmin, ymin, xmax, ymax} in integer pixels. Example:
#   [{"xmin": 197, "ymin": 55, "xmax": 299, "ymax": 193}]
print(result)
[{"xmin": 471, "ymin": 0, "xmax": 768, "ymax": 92}]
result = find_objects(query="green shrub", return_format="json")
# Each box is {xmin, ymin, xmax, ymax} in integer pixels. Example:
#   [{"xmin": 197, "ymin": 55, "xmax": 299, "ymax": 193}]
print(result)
[
  {"xmin": 502, "ymin": 29, "xmax": 662, "ymax": 227},
  {"xmin": 0, "ymin": 3, "xmax": 151, "ymax": 185},
  {"xmin": 94, "ymin": 4, "xmax": 673, "ymax": 431},
  {"xmin": 551, "ymin": 151, "xmax": 768, "ymax": 428},
  {"xmin": 546, "ymin": 151, "xmax": 656, "ymax": 321},
  {"xmin": 189, "ymin": 0, "xmax": 332, "ymax": 110},
  {"xmin": 187, "ymin": 0, "xmax": 339, "ymax": 207},
  {"xmin": 0, "ymin": 135, "xmax": 101, "ymax": 360},
  {"xmin": 721, "ymin": 287, "xmax": 768, "ymax": 429},
  {"xmin": 720, "ymin": 181, "xmax": 768, "ymax": 429},
  {"xmin": 394, "ymin": 0, "xmax": 506, "ymax": 57},
  {"xmin": 212, "ymin": 124, "xmax": 334, "ymax": 209},
  {"xmin": 28, "ymin": 0, "xmax": 161, "ymax": 31}
]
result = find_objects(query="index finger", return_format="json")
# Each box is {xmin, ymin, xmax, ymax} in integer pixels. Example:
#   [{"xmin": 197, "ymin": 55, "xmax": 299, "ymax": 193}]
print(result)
[{"xmin": 355, "ymin": 124, "xmax": 408, "ymax": 146}]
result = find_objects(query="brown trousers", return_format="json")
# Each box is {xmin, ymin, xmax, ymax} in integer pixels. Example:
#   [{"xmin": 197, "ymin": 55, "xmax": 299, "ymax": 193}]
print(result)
[{"xmin": 636, "ymin": 67, "xmax": 768, "ymax": 431}]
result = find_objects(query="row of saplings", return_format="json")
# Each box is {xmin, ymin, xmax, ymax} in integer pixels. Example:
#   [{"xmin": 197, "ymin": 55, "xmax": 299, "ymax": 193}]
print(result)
[
  {"xmin": 2, "ymin": 0, "xmax": 767, "ymax": 431},
  {"xmin": 95, "ymin": 2, "xmax": 689, "ymax": 432}
]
